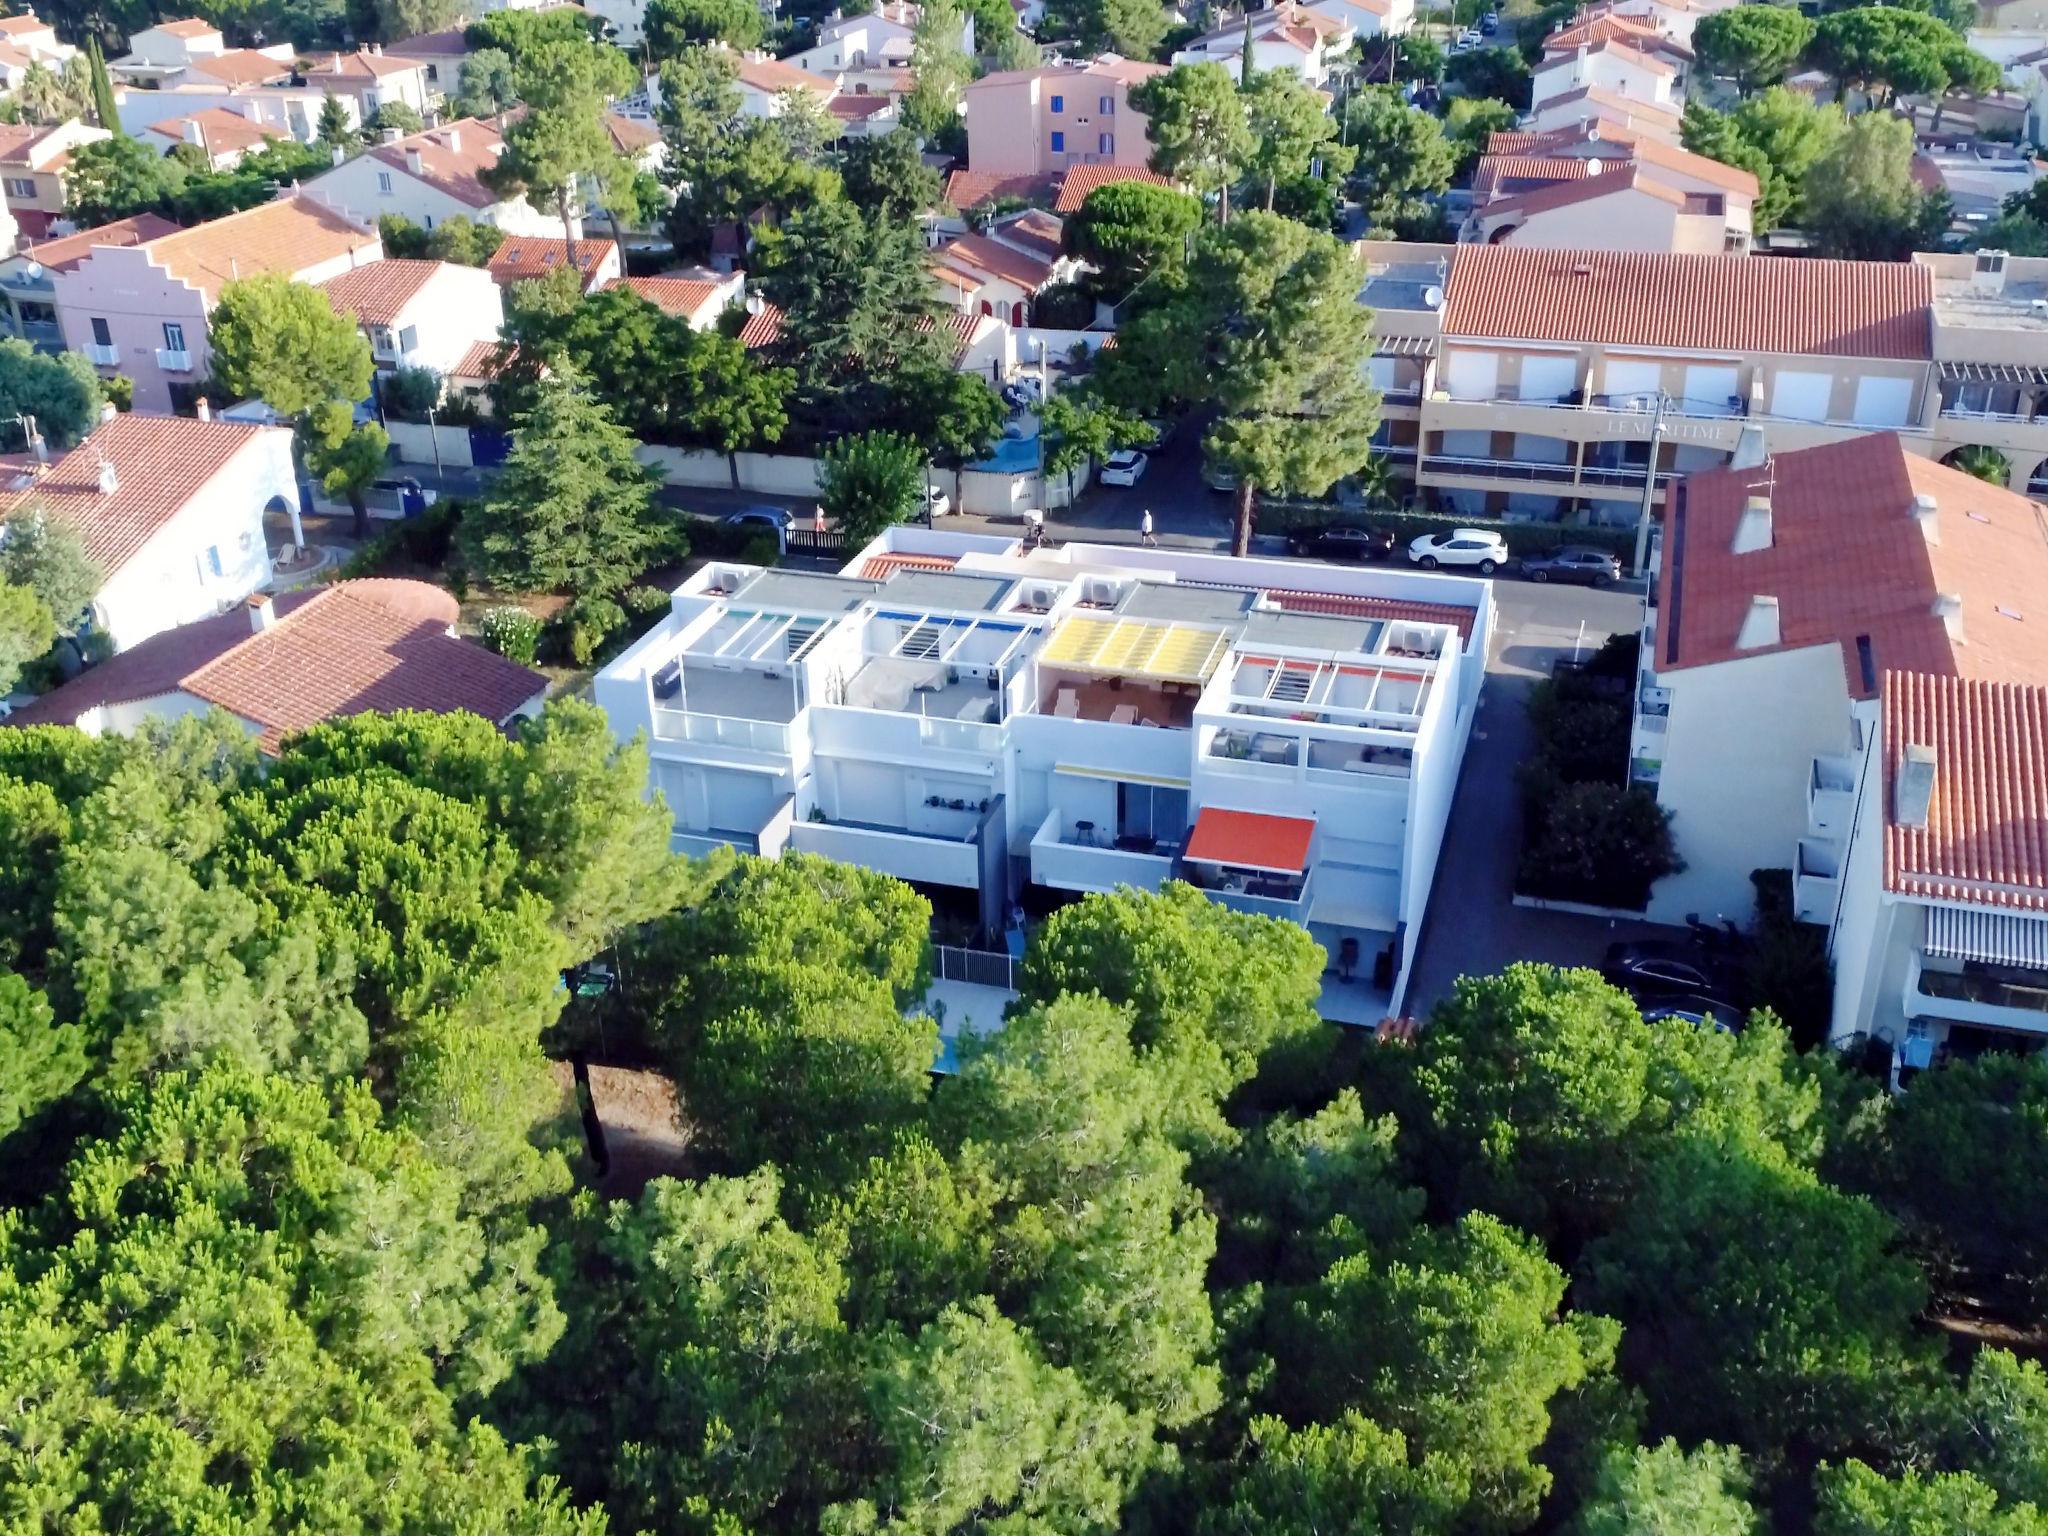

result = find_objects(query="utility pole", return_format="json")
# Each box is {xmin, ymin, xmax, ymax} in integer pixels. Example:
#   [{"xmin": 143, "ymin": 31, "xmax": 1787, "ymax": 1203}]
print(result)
[{"xmin": 1631, "ymin": 391, "xmax": 1668, "ymax": 579}]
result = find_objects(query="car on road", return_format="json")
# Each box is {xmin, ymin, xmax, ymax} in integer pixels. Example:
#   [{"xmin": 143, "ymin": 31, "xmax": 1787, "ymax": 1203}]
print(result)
[
  {"xmin": 1480, "ymin": 10, "xmax": 1499, "ymax": 33},
  {"xmin": 1454, "ymin": 27, "xmax": 1483, "ymax": 48},
  {"xmin": 1520, "ymin": 546, "xmax": 1622, "ymax": 586},
  {"xmin": 1202, "ymin": 457, "xmax": 1239, "ymax": 492},
  {"xmin": 1408, "ymin": 528, "xmax": 1509, "ymax": 572},
  {"xmin": 1099, "ymin": 450, "xmax": 1149, "ymax": 487},
  {"xmin": 925, "ymin": 485, "xmax": 952, "ymax": 518},
  {"xmin": 722, "ymin": 504, "xmax": 794, "ymax": 538},
  {"xmin": 1601, "ymin": 940, "xmax": 1738, "ymax": 1004},
  {"xmin": 1143, "ymin": 417, "xmax": 1178, "ymax": 450},
  {"xmin": 1287, "ymin": 524, "xmax": 1397, "ymax": 562},
  {"xmin": 1641, "ymin": 995, "xmax": 1747, "ymax": 1033}
]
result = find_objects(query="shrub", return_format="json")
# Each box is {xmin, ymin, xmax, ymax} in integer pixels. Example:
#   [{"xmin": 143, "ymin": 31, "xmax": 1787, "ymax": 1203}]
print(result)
[
  {"xmin": 1517, "ymin": 780, "xmax": 1681, "ymax": 910},
  {"xmin": 479, "ymin": 605, "xmax": 541, "ymax": 665},
  {"xmin": 380, "ymin": 365, "xmax": 442, "ymax": 424},
  {"xmin": 740, "ymin": 530, "xmax": 782, "ymax": 567},
  {"xmin": 547, "ymin": 594, "xmax": 627, "ymax": 667},
  {"xmin": 1032, "ymin": 281, "xmax": 1095, "ymax": 329},
  {"xmin": 1744, "ymin": 868, "xmax": 1832, "ymax": 1048},
  {"xmin": 621, "ymin": 585, "xmax": 671, "ymax": 621}
]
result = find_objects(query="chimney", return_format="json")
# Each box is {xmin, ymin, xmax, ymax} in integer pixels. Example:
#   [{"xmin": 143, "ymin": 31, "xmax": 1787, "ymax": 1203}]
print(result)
[
  {"xmin": 1910, "ymin": 491, "xmax": 1939, "ymax": 544},
  {"xmin": 1895, "ymin": 742, "xmax": 1936, "ymax": 829},
  {"xmin": 96, "ymin": 458, "xmax": 118, "ymax": 496},
  {"xmin": 444, "ymin": 126, "xmax": 459, "ymax": 152},
  {"xmin": 405, "ymin": 147, "xmax": 425, "ymax": 175},
  {"xmin": 184, "ymin": 118, "xmax": 204, "ymax": 144},
  {"xmin": 195, "ymin": 397, "xmax": 211, "ymax": 421},
  {"xmin": 1933, "ymin": 591, "xmax": 1964, "ymax": 643},
  {"xmin": 247, "ymin": 591, "xmax": 277, "ymax": 632},
  {"xmin": 1735, "ymin": 594, "xmax": 1780, "ymax": 650},
  {"xmin": 1731, "ymin": 492, "xmax": 1771, "ymax": 553},
  {"xmin": 99, "ymin": 400, "xmax": 116, "ymax": 423}
]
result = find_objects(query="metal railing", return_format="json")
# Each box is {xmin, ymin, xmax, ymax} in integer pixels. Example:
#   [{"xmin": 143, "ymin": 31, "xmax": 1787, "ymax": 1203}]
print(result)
[
  {"xmin": 1914, "ymin": 966, "xmax": 2048, "ymax": 1016},
  {"xmin": 649, "ymin": 708, "xmax": 792, "ymax": 753},
  {"xmin": 1423, "ymin": 453, "xmax": 1579, "ymax": 484},
  {"xmin": 934, "ymin": 944, "xmax": 1018, "ymax": 991}
]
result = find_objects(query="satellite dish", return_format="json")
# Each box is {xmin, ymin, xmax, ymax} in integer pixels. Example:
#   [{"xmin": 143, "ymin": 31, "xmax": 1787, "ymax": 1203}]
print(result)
[
  {"xmin": 1585, "ymin": 156, "xmax": 1607, "ymax": 173},
  {"xmin": 1423, "ymin": 284, "xmax": 1444, "ymax": 308},
  {"xmin": 23, "ymin": 262, "xmax": 41, "ymax": 279}
]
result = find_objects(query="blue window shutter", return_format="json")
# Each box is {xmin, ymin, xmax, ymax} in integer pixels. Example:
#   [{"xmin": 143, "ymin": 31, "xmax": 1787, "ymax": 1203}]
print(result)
[{"xmin": 1050, "ymin": 130, "xmax": 1064, "ymax": 151}]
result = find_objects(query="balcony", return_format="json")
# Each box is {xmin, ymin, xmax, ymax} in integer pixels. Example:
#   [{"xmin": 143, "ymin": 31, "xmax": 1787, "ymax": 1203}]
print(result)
[
  {"xmin": 1590, "ymin": 392, "xmax": 1748, "ymax": 419},
  {"xmin": 1178, "ymin": 859, "xmax": 1315, "ymax": 920},
  {"xmin": 1793, "ymin": 837, "xmax": 1841, "ymax": 923},
  {"xmin": 156, "ymin": 347, "xmax": 192, "ymax": 372},
  {"xmin": 1906, "ymin": 953, "xmax": 2048, "ymax": 1033},
  {"xmin": 1423, "ymin": 452, "xmax": 1580, "ymax": 485},
  {"xmin": 1028, "ymin": 810, "xmax": 1175, "ymax": 894},
  {"xmin": 649, "ymin": 707, "xmax": 792, "ymax": 756},
  {"xmin": 1808, "ymin": 754, "xmax": 1856, "ymax": 838},
  {"xmin": 789, "ymin": 813, "xmax": 982, "ymax": 888},
  {"xmin": 84, "ymin": 342, "xmax": 118, "ymax": 367}
]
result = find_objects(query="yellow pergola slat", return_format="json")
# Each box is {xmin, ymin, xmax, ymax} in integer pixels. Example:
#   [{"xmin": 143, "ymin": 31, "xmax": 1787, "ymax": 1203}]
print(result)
[{"xmin": 1042, "ymin": 614, "xmax": 1230, "ymax": 685}]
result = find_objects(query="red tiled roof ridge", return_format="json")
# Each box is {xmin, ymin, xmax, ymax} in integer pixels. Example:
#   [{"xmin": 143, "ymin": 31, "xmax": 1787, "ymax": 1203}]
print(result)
[
  {"xmin": 1441, "ymin": 243, "xmax": 1931, "ymax": 359},
  {"xmin": 1883, "ymin": 670, "xmax": 2048, "ymax": 910}
]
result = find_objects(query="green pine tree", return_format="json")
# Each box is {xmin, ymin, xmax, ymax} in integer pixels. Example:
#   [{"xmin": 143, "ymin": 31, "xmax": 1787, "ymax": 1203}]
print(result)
[
  {"xmin": 316, "ymin": 92, "xmax": 354, "ymax": 152},
  {"xmin": 84, "ymin": 37, "xmax": 121, "ymax": 136}
]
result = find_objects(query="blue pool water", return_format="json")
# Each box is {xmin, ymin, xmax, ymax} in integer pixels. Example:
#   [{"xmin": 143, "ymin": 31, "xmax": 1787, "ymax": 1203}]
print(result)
[{"xmin": 969, "ymin": 436, "xmax": 1042, "ymax": 474}]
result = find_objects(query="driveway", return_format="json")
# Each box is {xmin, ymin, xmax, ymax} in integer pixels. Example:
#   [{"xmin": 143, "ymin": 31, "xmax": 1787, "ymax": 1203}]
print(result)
[{"xmin": 1400, "ymin": 578, "xmax": 1684, "ymax": 1016}]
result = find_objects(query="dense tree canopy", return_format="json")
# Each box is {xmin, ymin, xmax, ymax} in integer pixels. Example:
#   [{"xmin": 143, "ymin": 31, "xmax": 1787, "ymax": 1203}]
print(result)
[{"xmin": 1694, "ymin": 4, "xmax": 1816, "ymax": 94}]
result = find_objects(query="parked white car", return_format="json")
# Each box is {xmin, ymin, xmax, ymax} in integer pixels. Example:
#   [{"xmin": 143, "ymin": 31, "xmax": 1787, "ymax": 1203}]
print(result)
[
  {"xmin": 1408, "ymin": 528, "xmax": 1509, "ymax": 572},
  {"xmin": 926, "ymin": 485, "xmax": 953, "ymax": 517},
  {"xmin": 1099, "ymin": 450, "xmax": 1150, "ymax": 487}
]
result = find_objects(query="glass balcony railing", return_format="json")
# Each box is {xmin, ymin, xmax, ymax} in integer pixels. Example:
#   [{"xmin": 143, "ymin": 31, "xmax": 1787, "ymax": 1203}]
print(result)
[{"xmin": 1913, "ymin": 967, "xmax": 2048, "ymax": 1016}]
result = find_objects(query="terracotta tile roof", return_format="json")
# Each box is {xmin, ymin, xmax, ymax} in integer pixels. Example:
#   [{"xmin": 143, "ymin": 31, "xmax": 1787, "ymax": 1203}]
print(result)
[
  {"xmin": 1533, "ymin": 82, "xmax": 1683, "ymax": 129},
  {"xmin": 136, "ymin": 194, "xmax": 380, "ymax": 302},
  {"xmin": 305, "ymin": 47, "xmax": 427, "ymax": 81},
  {"xmin": 1626, "ymin": 131, "xmax": 1760, "ymax": 197},
  {"xmin": 933, "ymin": 231, "xmax": 1056, "ymax": 290},
  {"xmin": 0, "ymin": 13, "xmax": 55, "ymax": 35},
  {"xmin": 0, "ymin": 122, "xmax": 47, "ymax": 166},
  {"xmin": 1440, "ymin": 244, "xmax": 1931, "ymax": 358},
  {"xmin": 143, "ymin": 107, "xmax": 285, "ymax": 158},
  {"xmin": 735, "ymin": 54, "xmax": 835, "ymax": 97},
  {"xmin": 1472, "ymin": 153, "xmax": 1601, "ymax": 198},
  {"xmin": 186, "ymin": 48, "xmax": 294, "ymax": 86},
  {"xmin": 486, "ymin": 235, "xmax": 618, "ymax": 287},
  {"xmin": 1544, "ymin": 11, "xmax": 1691, "ymax": 59},
  {"xmin": 1883, "ymin": 672, "xmax": 2048, "ymax": 911},
  {"xmin": 604, "ymin": 274, "xmax": 731, "ymax": 322},
  {"xmin": 9, "ymin": 580, "xmax": 546, "ymax": 750},
  {"xmin": 319, "ymin": 257, "xmax": 444, "ymax": 324},
  {"xmin": 1053, "ymin": 163, "xmax": 1174, "ymax": 212},
  {"xmin": 155, "ymin": 17, "xmax": 222, "ymax": 37},
  {"xmin": 995, "ymin": 207, "xmax": 1063, "ymax": 259},
  {"xmin": 0, "ymin": 415, "xmax": 281, "ymax": 575},
  {"xmin": 1657, "ymin": 434, "xmax": 2048, "ymax": 699},
  {"xmin": 366, "ymin": 118, "xmax": 506, "ymax": 209},
  {"xmin": 1533, "ymin": 36, "xmax": 1678, "ymax": 75},
  {"xmin": 829, "ymin": 94, "xmax": 894, "ymax": 119},
  {"xmin": 22, "ymin": 212, "xmax": 178, "ymax": 271},
  {"xmin": 945, "ymin": 168, "xmax": 1053, "ymax": 209},
  {"xmin": 385, "ymin": 24, "xmax": 470, "ymax": 57},
  {"xmin": 451, "ymin": 339, "xmax": 517, "ymax": 379},
  {"xmin": 1482, "ymin": 164, "xmax": 1704, "ymax": 222},
  {"xmin": 604, "ymin": 111, "xmax": 662, "ymax": 153},
  {"xmin": 181, "ymin": 581, "xmax": 546, "ymax": 749},
  {"xmin": 1259, "ymin": 586, "xmax": 1478, "ymax": 641},
  {"xmin": 862, "ymin": 552, "xmax": 960, "ymax": 577},
  {"xmin": 737, "ymin": 302, "xmax": 784, "ymax": 349}
]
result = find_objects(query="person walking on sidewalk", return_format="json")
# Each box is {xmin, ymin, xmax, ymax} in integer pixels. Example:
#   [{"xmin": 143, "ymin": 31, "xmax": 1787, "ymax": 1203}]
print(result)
[{"xmin": 1140, "ymin": 507, "xmax": 1157, "ymax": 547}]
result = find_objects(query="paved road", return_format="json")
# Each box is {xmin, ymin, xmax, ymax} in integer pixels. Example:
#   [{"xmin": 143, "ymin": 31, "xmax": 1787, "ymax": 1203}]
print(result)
[{"xmin": 1400, "ymin": 578, "xmax": 1683, "ymax": 1015}]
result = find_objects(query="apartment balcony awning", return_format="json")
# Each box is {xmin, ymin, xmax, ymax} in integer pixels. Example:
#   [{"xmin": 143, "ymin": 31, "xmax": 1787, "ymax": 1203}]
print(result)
[
  {"xmin": 1925, "ymin": 904, "xmax": 2048, "ymax": 968},
  {"xmin": 1375, "ymin": 334, "xmax": 1437, "ymax": 358},
  {"xmin": 1184, "ymin": 807, "xmax": 1314, "ymax": 874},
  {"xmin": 1039, "ymin": 615, "xmax": 1233, "ymax": 684},
  {"xmin": 1938, "ymin": 360, "xmax": 2048, "ymax": 386}
]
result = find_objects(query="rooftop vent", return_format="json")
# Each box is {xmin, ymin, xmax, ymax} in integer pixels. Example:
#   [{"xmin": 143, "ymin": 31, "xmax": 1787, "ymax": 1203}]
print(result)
[
  {"xmin": 1933, "ymin": 591, "xmax": 1964, "ymax": 642},
  {"xmin": 405, "ymin": 146, "xmax": 424, "ymax": 175},
  {"xmin": 1735, "ymin": 593, "xmax": 1780, "ymax": 650},
  {"xmin": 1973, "ymin": 248, "xmax": 2008, "ymax": 294},
  {"xmin": 247, "ymin": 591, "xmax": 276, "ymax": 632},
  {"xmin": 1910, "ymin": 491, "xmax": 1939, "ymax": 544},
  {"xmin": 1895, "ymin": 742, "xmax": 1937, "ymax": 829},
  {"xmin": 1731, "ymin": 492, "xmax": 1771, "ymax": 553},
  {"xmin": 96, "ymin": 459, "xmax": 117, "ymax": 496}
]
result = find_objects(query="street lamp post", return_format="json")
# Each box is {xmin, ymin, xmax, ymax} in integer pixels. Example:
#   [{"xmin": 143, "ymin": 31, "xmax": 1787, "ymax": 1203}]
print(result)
[{"xmin": 1630, "ymin": 391, "xmax": 1670, "ymax": 580}]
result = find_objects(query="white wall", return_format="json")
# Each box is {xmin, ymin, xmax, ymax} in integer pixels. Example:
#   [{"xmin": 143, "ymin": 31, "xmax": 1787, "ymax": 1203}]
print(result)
[
  {"xmin": 389, "ymin": 264, "xmax": 506, "ymax": 375},
  {"xmin": 1646, "ymin": 642, "xmax": 1857, "ymax": 925},
  {"xmin": 93, "ymin": 429, "xmax": 299, "ymax": 652},
  {"xmin": 304, "ymin": 156, "xmax": 557, "ymax": 237}
]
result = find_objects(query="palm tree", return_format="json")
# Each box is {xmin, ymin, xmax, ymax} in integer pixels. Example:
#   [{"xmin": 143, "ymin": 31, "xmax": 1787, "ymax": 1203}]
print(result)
[
  {"xmin": 16, "ymin": 62, "xmax": 64, "ymax": 125},
  {"xmin": 1947, "ymin": 444, "xmax": 2011, "ymax": 487}
]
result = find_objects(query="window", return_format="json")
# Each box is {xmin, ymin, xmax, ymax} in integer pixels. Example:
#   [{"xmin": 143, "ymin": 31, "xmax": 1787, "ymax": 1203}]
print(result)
[
  {"xmin": 370, "ymin": 326, "xmax": 396, "ymax": 355},
  {"xmin": 421, "ymin": 214, "xmax": 434, "ymax": 229},
  {"xmin": 1098, "ymin": 132, "xmax": 1112, "ymax": 155},
  {"xmin": 2, "ymin": 177, "xmax": 33, "ymax": 198},
  {"xmin": 1050, "ymin": 94, "xmax": 1064, "ymax": 112},
  {"xmin": 204, "ymin": 545, "xmax": 224, "ymax": 578},
  {"xmin": 90, "ymin": 317, "xmax": 110, "ymax": 347},
  {"xmin": 376, "ymin": 171, "xmax": 393, "ymax": 194},
  {"xmin": 1099, "ymin": 94, "xmax": 1113, "ymax": 113},
  {"xmin": 397, "ymin": 324, "xmax": 418, "ymax": 352},
  {"xmin": 161, "ymin": 321, "xmax": 185, "ymax": 351},
  {"xmin": 1050, "ymin": 130, "xmax": 1064, "ymax": 152}
]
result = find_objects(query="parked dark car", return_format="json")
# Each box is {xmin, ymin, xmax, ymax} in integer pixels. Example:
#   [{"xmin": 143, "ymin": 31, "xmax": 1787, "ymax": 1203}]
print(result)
[
  {"xmin": 1641, "ymin": 995, "xmax": 1747, "ymax": 1033},
  {"xmin": 722, "ymin": 504, "xmax": 794, "ymax": 533},
  {"xmin": 1601, "ymin": 940, "xmax": 1738, "ymax": 1003},
  {"xmin": 1287, "ymin": 524, "xmax": 1397, "ymax": 562},
  {"xmin": 1521, "ymin": 546, "xmax": 1622, "ymax": 586}
]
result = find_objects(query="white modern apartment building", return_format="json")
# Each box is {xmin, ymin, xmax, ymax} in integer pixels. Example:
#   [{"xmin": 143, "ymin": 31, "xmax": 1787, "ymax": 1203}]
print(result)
[{"xmin": 596, "ymin": 529, "xmax": 1497, "ymax": 1014}]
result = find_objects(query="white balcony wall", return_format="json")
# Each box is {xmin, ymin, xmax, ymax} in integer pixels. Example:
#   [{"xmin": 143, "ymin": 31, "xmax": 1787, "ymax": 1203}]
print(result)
[
  {"xmin": 788, "ymin": 820, "xmax": 982, "ymax": 887},
  {"xmin": 1028, "ymin": 811, "xmax": 1174, "ymax": 893}
]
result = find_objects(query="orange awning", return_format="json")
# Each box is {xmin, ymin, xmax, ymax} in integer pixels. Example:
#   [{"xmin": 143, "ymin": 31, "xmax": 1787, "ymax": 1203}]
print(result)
[{"xmin": 1183, "ymin": 807, "xmax": 1315, "ymax": 874}]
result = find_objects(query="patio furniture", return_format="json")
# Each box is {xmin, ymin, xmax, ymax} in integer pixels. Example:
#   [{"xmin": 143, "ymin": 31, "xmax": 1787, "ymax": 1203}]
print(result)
[
  {"xmin": 1110, "ymin": 703, "xmax": 1138, "ymax": 726},
  {"xmin": 1054, "ymin": 688, "xmax": 1080, "ymax": 718}
]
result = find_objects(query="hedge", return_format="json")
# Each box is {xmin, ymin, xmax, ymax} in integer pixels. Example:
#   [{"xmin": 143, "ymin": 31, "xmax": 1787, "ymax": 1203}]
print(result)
[{"xmin": 1259, "ymin": 501, "xmax": 1640, "ymax": 559}]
